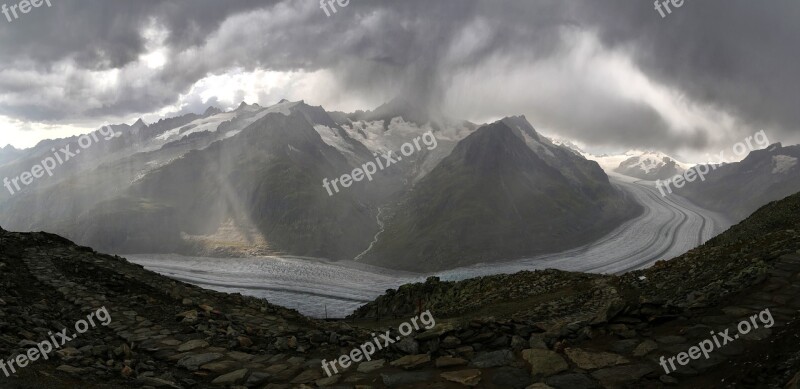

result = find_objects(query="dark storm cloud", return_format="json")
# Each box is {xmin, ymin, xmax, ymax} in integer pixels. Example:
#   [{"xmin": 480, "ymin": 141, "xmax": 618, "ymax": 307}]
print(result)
[
  {"xmin": 0, "ymin": 0, "xmax": 273, "ymax": 68},
  {"xmin": 575, "ymin": 0, "xmax": 800, "ymax": 143},
  {"xmin": 0, "ymin": 0, "xmax": 797, "ymax": 151}
]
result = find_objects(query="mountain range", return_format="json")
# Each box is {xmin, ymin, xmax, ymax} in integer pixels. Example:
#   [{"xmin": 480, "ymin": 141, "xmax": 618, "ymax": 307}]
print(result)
[
  {"xmin": 0, "ymin": 99, "xmax": 640, "ymax": 271},
  {"xmin": 675, "ymin": 143, "xmax": 800, "ymax": 222}
]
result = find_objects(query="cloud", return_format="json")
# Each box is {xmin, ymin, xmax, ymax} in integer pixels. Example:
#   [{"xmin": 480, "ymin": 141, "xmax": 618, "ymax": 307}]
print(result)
[{"xmin": 0, "ymin": 0, "xmax": 797, "ymax": 152}]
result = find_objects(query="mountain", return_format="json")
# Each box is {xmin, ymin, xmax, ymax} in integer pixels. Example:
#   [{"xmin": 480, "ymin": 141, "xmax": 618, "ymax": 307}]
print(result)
[
  {"xmin": 578, "ymin": 149, "xmax": 690, "ymax": 180},
  {"xmin": 346, "ymin": 97, "xmax": 438, "ymax": 130},
  {"xmin": 0, "ymin": 144, "xmax": 22, "ymax": 165},
  {"xmin": 360, "ymin": 117, "xmax": 642, "ymax": 271},
  {"xmin": 550, "ymin": 138, "xmax": 586, "ymax": 156},
  {"xmin": 675, "ymin": 143, "xmax": 800, "ymax": 222},
  {"xmin": 613, "ymin": 151, "xmax": 689, "ymax": 180},
  {"xmin": 0, "ymin": 100, "xmax": 641, "ymax": 271},
  {"xmin": 0, "ymin": 103, "xmax": 382, "ymax": 259}
]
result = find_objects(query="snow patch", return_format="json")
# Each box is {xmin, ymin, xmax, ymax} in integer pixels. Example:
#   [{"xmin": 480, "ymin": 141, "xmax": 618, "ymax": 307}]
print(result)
[
  {"xmin": 313, "ymin": 125, "xmax": 357, "ymax": 158},
  {"xmin": 772, "ymin": 155, "xmax": 798, "ymax": 174}
]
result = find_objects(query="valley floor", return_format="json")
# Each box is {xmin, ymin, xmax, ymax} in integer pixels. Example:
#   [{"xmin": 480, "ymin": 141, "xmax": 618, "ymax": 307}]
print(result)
[{"xmin": 127, "ymin": 174, "xmax": 732, "ymax": 318}]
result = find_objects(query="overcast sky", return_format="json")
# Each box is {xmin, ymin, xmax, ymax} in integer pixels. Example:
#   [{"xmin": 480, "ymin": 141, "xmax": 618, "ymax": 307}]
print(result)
[{"xmin": 0, "ymin": 0, "xmax": 798, "ymax": 162}]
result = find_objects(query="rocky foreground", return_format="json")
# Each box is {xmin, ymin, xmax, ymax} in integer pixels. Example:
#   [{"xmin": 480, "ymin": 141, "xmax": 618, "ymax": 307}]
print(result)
[{"xmin": 1, "ymin": 193, "xmax": 800, "ymax": 388}]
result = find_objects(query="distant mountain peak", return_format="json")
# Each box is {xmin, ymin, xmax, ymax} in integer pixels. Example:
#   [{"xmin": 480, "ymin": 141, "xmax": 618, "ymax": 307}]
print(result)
[
  {"xmin": 203, "ymin": 106, "xmax": 222, "ymax": 116},
  {"xmin": 550, "ymin": 138, "xmax": 586, "ymax": 155},
  {"xmin": 500, "ymin": 116, "xmax": 541, "ymax": 142},
  {"xmin": 278, "ymin": 99, "xmax": 290, "ymax": 104},
  {"xmin": 352, "ymin": 96, "xmax": 439, "ymax": 126},
  {"xmin": 612, "ymin": 150, "xmax": 688, "ymax": 180}
]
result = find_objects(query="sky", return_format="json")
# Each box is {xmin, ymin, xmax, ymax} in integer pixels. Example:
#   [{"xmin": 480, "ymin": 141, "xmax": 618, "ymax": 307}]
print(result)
[{"xmin": 0, "ymin": 0, "xmax": 798, "ymax": 163}]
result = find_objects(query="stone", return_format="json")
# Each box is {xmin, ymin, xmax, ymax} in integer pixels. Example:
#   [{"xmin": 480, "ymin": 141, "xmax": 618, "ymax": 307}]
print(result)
[
  {"xmin": 177, "ymin": 353, "xmax": 224, "ymax": 371},
  {"xmin": 394, "ymin": 336, "xmax": 420, "ymax": 354},
  {"xmin": 633, "ymin": 340, "xmax": 659, "ymax": 357},
  {"xmin": 211, "ymin": 368, "xmax": 248, "ymax": 385},
  {"xmin": 682, "ymin": 324, "xmax": 713, "ymax": 339},
  {"xmin": 291, "ymin": 369, "xmax": 322, "ymax": 384},
  {"xmin": 660, "ymin": 374, "xmax": 679, "ymax": 385},
  {"xmin": 544, "ymin": 373, "xmax": 599, "ymax": 389},
  {"xmin": 722, "ymin": 306, "xmax": 753, "ymax": 317},
  {"xmin": 610, "ymin": 339, "xmax": 639, "ymax": 354},
  {"xmin": 273, "ymin": 365, "xmax": 303, "ymax": 381},
  {"xmin": 511, "ymin": 335, "xmax": 528, "ymax": 351},
  {"xmin": 740, "ymin": 327, "xmax": 772, "ymax": 341},
  {"xmin": 415, "ymin": 322, "xmax": 456, "ymax": 341},
  {"xmin": 223, "ymin": 351, "xmax": 253, "ymax": 362},
  {"xmin": 390, "ymin": 354, "xmax": 430, "ymax": 369},
  {"xmin": 287, "ymin": 356, "xmax": 305, "ymax": 365},
  {"xmin": 522, "ymin": 349, "xmax": 568, "ymax": 377},
  {"xmin": 56, "ymin": 365, "xmax": 87, "ymax": 375},
  {"xmin": 529, "ymin": 334, "xmax": 548, "ymax": 349},
  {"xmin": 564, "ymin": 348, "xmax": 629, "ymax": 369},
  {"xmin": 137, "ymin": 377, "xmax": 181, "ymax": 388},
  {"xmin": 200, "ymin": 360, "xmax": 239, "ymax": 374},
  {"xmin": 435, "ymin": 356, "xmax": 468, "ymax": 368},
  {"xmin": 381, "ymin": 371, "xmax": 435, "ymax": 387},
  {"xmin": 441, "ymin": 369, "xmax": 482, "ymax": 386},
  {"xmin": 786, "ymin": 371, "xmax": 800, "ymax": 389},
  {"xmin": 264, "ymin": 364, "xmax": 289, "ymax": 374},
  {"xmin": 357, "ymin": 359, "xmax": 386, "ymax": 373},
  {"xmin": 176, "ymin": 310, "xmax": 198, "ymax": 323},
  {"xmin": 455, "ymin": 345, "xmax": 475, "ymax": 358},
  {"xmin": 161, "ymin": 339, "xmax": 181, "ymax": 346},
  {"xmin": 435, "ymin": 334, "xmax": 456, "ymax": 346},
  {"xmin": 655, "ymin": 336, "xmax": 687, "ymax": 345},
  {"xmin": 177, "ymin": 339, "xmax": 209, "ymax": 352},
  {"xmin": 471, "ymin": 349, "xmax": 514, "ymax": 368},
  {"xmin": 591, "ymin": 364, "xmax": 654, "ymax": 386},
  {"xmin": 491, "ymin": 366, "xmax": 531, "ymax": 389},
  {"xmin": 238, "ymin": 336, "xmax": 253, "ymax": 347},
  {"xmin": 245, "ymin": 372, "xmax": 272, "ymax": 387},
  {"xmin": 55, "ymin": 347, "xmax": 81, "ymax": 360},
  {"xmin": 315, "ymin": 374, "xmax": 340, "ymax": 387}
]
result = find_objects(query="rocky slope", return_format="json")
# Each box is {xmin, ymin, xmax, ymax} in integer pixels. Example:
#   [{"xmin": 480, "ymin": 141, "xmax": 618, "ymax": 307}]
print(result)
[{"xmin": 3, "ymin": 191, "xmax": 800, "ymax": 387}]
